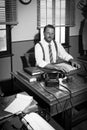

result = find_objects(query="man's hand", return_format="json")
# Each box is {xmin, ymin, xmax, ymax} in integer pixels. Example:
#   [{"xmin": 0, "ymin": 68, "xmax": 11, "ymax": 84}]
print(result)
[{"xmin": 69, "ymin": 59, "xmax": 80, "ymax": 68}]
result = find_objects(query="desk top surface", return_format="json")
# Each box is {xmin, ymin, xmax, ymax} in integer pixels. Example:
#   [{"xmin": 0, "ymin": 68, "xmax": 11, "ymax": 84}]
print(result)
[{"xmin": 12, "ymin": 71, "xmax": 87, "ymax": 106}]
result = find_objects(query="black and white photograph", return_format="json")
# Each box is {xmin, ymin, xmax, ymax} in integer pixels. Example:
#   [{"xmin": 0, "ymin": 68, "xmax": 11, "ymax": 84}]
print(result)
[{"xmin": 0, "ymin": 0, "xmax": 87, "ymax": 130}]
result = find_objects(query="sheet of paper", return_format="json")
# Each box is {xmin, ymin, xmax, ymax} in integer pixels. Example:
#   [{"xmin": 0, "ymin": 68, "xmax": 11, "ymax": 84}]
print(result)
[{"xmin": 4, "ymin": 93, "xmax": 33, "ymax": 114}]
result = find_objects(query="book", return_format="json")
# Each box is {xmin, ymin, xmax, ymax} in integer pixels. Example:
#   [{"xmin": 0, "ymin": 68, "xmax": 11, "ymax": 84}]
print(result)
[
  {"xmin": 17, "ymin": 70, "xmax": 37, "ymax": 82},
  {"xmin": 4, "ymin": 92, "xmax": 37, "ymax": 114},
  {"xmin": 55, "ymin": 62, "xmax": 78, "ymax": 74},
  {"xmin": 24, "ymin": 67, "xmax": 44, "ymax": 76}
]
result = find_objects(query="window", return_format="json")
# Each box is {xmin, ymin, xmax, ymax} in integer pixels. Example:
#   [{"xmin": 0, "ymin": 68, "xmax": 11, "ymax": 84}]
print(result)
[
  {"xmin": 0, "ymin": 25, "xmax": 6, "ymax": 52},
  {"xmin": 37, "ymin": 0, "xmax": 75, "ymax": 45},
  {"xmin": 0, "ymin": 0, "xmax": 17, "ymax": 57}
]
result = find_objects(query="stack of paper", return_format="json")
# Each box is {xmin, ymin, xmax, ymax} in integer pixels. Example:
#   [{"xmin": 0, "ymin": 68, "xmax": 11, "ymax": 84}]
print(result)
[{"xmin": 4, "ymin": 93, "xmax": 37, "ymax": 114}]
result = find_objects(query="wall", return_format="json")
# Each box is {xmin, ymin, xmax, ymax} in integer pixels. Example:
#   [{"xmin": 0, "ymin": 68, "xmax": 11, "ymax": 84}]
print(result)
[
  {"xmin": 69, "ymin": 0, "xmax": 84, "ymax": 59},
  {"xmin": 70, "ymin": 36, "xmax": 79, "ymax": 59},
  {"xmin": 0, "ymin": 0, "xmax": 84, "ymax": 81},
  {"xmin": 12, "ymin": 40, "xmax": 34, "ymax": 72},
  {"xmin": 12, "ymin": 0, "xmax": 38, "ymax": 41}
]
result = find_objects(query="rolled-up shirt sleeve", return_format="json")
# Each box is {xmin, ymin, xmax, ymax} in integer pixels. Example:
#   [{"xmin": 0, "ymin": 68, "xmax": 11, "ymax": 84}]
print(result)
[
  {"xmin": 35, "ymin": 43, "xmax": 49, "ymax": 67},
  {"xmin": 57, "ymin": 43, "xmax": 73, "ymax": 61}
]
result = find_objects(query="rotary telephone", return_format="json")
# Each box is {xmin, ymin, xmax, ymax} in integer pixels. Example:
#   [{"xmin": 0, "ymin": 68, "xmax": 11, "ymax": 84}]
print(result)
[{"xmin": 41, "ymin": 68, "xmax": 65, "ymax": 87}]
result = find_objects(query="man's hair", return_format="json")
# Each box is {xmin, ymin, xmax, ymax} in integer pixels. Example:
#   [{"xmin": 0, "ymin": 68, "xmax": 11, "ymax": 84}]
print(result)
[{"xmin": 43, "ymin": 24, "xmax": 55, "ymax": 33}]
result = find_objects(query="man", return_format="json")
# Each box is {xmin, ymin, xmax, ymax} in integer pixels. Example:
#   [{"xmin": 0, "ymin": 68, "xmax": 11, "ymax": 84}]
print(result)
[{"xmin": 35, "ymin": 24, "xmax": 80, "ymax": 71}]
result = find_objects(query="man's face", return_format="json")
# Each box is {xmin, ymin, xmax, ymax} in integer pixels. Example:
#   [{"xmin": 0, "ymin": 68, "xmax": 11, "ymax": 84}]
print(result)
[{"xmin": 44, "ymin": 27, "xmax": 55, "ymax": 43}]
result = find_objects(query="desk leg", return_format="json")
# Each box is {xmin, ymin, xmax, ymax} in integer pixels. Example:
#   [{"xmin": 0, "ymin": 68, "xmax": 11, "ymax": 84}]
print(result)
[{"xmin": 63, "ymin": 108, "xmax": 72, "ymax": 130}]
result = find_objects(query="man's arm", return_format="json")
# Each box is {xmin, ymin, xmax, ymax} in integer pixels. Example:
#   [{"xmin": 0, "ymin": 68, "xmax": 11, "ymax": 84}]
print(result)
[{"xmin": 57, "ymin": 43, "xmax": 73, "ymax": 62}]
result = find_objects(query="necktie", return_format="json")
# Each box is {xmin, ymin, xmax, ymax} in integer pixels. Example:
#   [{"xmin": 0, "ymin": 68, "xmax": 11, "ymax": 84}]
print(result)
[{"xmin": 49, "ymin": 44, "xmax": 53, "ymax": 63}]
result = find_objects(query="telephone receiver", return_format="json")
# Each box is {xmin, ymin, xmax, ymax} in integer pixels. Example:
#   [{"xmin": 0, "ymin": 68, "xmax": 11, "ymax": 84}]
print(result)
[{"xmin": 41, "ymin": 68, "xmax": 66, "ymax": 79}]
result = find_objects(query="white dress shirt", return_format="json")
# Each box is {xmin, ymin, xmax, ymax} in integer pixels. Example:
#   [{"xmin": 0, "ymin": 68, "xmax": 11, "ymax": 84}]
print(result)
[{"xmin": 35, "ymin": 39, "xmax": 73, "ymax": 68}]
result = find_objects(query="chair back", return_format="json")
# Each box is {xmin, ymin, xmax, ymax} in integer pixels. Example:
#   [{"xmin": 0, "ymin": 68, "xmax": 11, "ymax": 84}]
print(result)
[{"xmin": 24, "ymin": 52, "xmax": 36, "ymax": 67}]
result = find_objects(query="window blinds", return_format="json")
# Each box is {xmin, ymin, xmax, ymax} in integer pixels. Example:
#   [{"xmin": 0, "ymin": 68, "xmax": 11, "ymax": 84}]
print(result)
[
  {"xmin": 0, "ymin": 0, "xmax": 17, "ymax": 25},
  {"xmin": 37, "ymin": 0, "xmax": 75, "ymax": 28}
]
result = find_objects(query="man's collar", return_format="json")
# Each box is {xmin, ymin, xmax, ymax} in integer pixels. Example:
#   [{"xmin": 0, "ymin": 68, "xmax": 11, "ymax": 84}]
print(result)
[{"xmin": 43, "ymin": 39, "xmax": 53, "ymax": 45}]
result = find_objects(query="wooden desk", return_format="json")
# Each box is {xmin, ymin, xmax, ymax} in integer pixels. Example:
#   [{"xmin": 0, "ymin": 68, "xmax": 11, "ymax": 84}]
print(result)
[{"xmin": 12, "ymin": 71, "xmax": 87, "ymax": 130}]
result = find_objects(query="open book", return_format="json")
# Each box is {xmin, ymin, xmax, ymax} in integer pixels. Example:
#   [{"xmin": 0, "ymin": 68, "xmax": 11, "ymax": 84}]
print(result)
[{"xmin": 55, "ymin": 62, "xmax": 77, "ymax": 73}]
